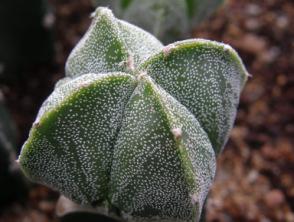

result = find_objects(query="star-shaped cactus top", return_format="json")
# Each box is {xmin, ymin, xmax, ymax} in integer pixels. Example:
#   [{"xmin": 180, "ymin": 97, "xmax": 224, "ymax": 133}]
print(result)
[{"xmin": 19, "ymin": 7, "xmax": 248, "ymax": 222}]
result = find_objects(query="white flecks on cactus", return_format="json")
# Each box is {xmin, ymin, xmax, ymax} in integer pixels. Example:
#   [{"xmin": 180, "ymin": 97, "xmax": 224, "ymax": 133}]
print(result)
[
  {"xmin": 110, "ymin": 79, "xmax": 215, "ymax": 221},
  {"xmin": 65, "ymin": 7, "xmax": 163, "ymax": 78},
  {"xmin": 20, "ymin": 73, "xmax": 137, "ymax": 204},
  {"xmin": 65, "ymin": 8, "xmax": 128, "ymax": 77},
  {"xmin": 117, "ymin": 20, "xmax": 163, "ymax": 65},
  {"xmin": 140, "ymin": 39, "xmax": 248, "ymax": 154},
  {"xmin": 19, "ymin": 7, "xmax": 248, "ymax": 222}
]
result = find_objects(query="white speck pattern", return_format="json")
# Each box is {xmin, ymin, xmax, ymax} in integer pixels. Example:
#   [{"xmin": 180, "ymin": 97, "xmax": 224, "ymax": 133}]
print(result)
[
  {"xmin": 65, "ymin": 8, "xmax": 163, "ymax": 78},
  {"xmin": 20, "ymin": 73, "xmax": 136, "ymax": 204},
  {"xmin": 19, "ymin": 7, "xmax": 248, "ymax": 222},
  {"xmin": 140, "ymin": 39, "xmax": 248, "ymax": 154},
  {"xmin": 110, "ymin": 79, "xmax": 215, "ymax": 221},
  {"xmin": 117, "ymin": 20, "xmax": 163, "ymax": 65}
]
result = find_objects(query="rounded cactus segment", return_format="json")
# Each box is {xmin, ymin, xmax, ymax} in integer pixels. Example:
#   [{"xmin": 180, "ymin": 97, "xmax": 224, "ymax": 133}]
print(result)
[
  {"xmin": 110, "ymin": 77, "xmax": 215, "ymax": 221},
  {"xmin": 65, "ymin": 8, "xmax": 129, "ymax": 77},
  {"xmin": 65, "ymin": 7, "xmax": 163, "ymax": 77},
  {"xmin": 140, "ymin": 39, "xmax": 248, "ymax": 154},
  {"xmin": 19, "ymin": 73, "xmax": 136, "ymax": 205}
]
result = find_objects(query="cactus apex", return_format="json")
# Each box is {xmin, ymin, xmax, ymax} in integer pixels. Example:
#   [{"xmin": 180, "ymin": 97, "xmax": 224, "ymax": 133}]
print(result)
[
  {"xmin": 89, "ymin": 6, "xmax": 111, "ymax": 19},
  {"xmin": 93, "ymin": 7, "xmax": 113, "ymax": 18},
  {"xmin": 136, "ymin": 71, "xmax": 148, "ymax": 81}
]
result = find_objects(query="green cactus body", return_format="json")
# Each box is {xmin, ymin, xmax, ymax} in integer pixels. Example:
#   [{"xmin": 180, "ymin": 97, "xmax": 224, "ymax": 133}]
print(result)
[
  {"xmin": 93, "ymin": 0, "xmax": 224, "ymax": 43},
  {"xmin": 19, "ymin": 7, "xmax": 248, "ymax": 222}
]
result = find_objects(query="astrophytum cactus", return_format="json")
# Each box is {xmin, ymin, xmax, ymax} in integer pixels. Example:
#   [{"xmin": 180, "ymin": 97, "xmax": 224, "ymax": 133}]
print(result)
[{"xmin": 19, "ymin": 7, "xmax": 248, "ymax": 222}]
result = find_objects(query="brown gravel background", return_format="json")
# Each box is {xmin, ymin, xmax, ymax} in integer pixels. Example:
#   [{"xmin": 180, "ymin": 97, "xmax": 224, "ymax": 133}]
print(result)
[{"xmin": 0, "ymin": 0, "xmax": 293, "ymax": 221}]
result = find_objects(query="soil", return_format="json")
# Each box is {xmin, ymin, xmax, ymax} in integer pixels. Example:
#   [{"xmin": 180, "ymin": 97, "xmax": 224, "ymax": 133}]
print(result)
[{"xmin": 0, "ymin": 0, "xmax": 293, "ymax": 221}]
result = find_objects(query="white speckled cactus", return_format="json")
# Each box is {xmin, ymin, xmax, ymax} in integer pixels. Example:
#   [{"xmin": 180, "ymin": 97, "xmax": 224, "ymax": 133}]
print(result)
[{"xmin": 19, "ymin": 7, "xmax": 248, "ymax": 222}]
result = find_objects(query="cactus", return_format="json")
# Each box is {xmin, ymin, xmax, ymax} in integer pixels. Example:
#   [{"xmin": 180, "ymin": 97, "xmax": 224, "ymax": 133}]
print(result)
[
  {"xmin": 19, "ymin": 7, "xmax": 248, "ymax": 222},
  {"xmin": 0, "ymin": 96, "xmax": 28, "ymax": 205},
  {"xmin": 93, "ymin": 0, "xmax": 225, "ymax": 43}
]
